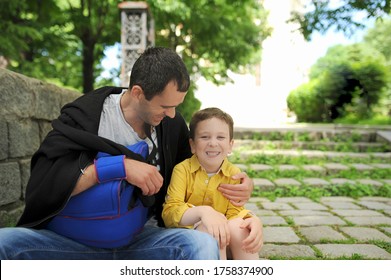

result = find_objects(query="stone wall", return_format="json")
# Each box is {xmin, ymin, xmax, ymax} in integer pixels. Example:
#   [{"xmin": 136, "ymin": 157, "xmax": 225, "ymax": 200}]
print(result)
[{"xmin": 0, "ymin": 68, "xmax": 81, "ymax": 227}]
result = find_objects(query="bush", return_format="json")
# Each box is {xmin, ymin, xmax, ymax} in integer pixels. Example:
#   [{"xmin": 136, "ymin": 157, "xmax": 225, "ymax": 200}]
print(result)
[
  {"xmin": 287, "ymin": 80, "xmax": 328, "ymax": 122},
  {"xmin": 287, "ymin": 44, "xmax": 390, "ymax": 123}
]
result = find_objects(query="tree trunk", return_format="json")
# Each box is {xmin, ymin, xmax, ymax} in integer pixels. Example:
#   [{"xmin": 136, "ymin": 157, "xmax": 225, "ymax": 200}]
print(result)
[{"xmin": 82, "ymin": 38, "xmax": 95, "ymax": 93}]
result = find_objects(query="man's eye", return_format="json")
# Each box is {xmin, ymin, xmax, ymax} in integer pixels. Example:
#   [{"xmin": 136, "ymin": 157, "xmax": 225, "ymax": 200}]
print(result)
[{"xmin": 217, "ymin": 136, "xmax": 225, "ymax": 140}]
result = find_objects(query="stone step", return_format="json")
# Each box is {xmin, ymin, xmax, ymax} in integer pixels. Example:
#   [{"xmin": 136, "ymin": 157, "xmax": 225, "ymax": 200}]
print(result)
[
  {"xmin": 378, "ymin": 130, "xmax": 391, "ymax": 144},
  {"xmin": 234, "ymin": 139, "xmax": 390, "ymax": 153},
  {"xmin": 234, "ymin": 127, "xmax": 386, "ymax": 142},
  {"xmin": 247, "ymin": 196, "xmax": 391, "ymax": 260},
  {"xmin": 252, "ymin": 177, "xmax": 391, "ymax": 191},
  {"xmin": 236, "ymin": 163, "xmax": 391, "ymax": 176},
  {"xmin": 238, "ymin": 149, "xmax": 391, "ymax": 161}
]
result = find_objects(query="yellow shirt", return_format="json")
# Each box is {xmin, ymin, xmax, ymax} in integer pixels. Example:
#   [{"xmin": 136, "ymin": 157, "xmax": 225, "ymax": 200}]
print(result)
[{"xmin": 162, "ymin": 154, "xmax": 251, "ymax": 228}]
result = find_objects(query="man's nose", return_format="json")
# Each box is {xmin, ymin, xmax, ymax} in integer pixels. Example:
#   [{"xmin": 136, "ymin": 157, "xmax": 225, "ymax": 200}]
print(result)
[{"xmin": 164, "ymin": 107, "xmax": 176, "ymax": 118}]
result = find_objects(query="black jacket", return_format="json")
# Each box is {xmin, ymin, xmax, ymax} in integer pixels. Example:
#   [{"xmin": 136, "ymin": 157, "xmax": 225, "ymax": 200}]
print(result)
[{"xmin": 17, "ymin": 86, "xmax": 191, "ymax": 228}]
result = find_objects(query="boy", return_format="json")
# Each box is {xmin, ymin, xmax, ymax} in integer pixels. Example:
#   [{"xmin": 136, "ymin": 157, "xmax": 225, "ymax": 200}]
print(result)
[{"xmin": 162, "ymin": 107, "xmax": 262, "ymax": 259}]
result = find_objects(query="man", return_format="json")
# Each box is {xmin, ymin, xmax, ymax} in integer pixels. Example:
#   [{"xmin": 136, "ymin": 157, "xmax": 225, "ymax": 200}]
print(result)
[{"xmin": 0, "ymin": 47, "xmax": 258, "ymax": 259}]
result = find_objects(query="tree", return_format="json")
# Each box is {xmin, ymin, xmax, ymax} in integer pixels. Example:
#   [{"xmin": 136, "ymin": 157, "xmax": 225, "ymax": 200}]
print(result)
[
  {"xmin": 287, "ymin": 43, "xmax": 388, "ymax": 122},
  {"xmin": 1, "ymin": 0, "xmax": 270, "ymax": 115},
  {"xmin": 290, "ymin": 0, "xmax": 391, "ymax": 40},
  {"xmin": 0, "ymin": 0, "xmax": 74, "ymax": 81},
  {"xmin": 148, "ymin": 0, "xmax": 270, "ymax": 120},
  {"xmin": 149, "ymin": 0, "xmax": 270, "ymax": 83},
  {"xmin": 362, "ymin": 18, "xmax": 391, "ymax": 116},
  {"xmin": 64, "ymin": 0, "xmax": 121, "ymax": 93}
]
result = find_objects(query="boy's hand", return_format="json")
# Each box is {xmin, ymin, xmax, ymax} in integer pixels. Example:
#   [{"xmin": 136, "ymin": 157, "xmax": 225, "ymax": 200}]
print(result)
[
  {"xmin": 200, "ymin": 207, "xmax": 230, "ymax": 249},
  {"xmin": 240, "ymin": 216, "xmax": 263, "ymax": 253}
]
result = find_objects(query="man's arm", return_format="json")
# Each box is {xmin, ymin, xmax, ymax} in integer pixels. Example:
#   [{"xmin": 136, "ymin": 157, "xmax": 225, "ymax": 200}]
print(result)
[
  {"xmin": 72, "ymin": 164, "xmax": 97, "ymax": 196},
  {"xmin": 72, "ymin": 158, "xmax": 163, "ymax": 196}
]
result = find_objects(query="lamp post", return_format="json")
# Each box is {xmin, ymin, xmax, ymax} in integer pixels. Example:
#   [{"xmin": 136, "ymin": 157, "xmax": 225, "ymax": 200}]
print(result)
[{"xmin": 118, "ymin": 1, "xmax": 154, "ymax": 87}]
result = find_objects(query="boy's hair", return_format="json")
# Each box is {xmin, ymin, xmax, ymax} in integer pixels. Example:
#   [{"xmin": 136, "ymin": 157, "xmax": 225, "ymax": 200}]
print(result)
[
  {"xmin": 129, "ymin": 47, "xmax": 190, "ymax": 100},
  {"xmin": 189, "ymin": 107, "xmax": 234, "ymax": 140}
]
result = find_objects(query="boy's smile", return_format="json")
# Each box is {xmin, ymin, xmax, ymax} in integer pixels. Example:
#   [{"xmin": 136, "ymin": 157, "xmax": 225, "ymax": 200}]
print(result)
[{"xmin": 190, "ymin": 117, "xmax": 234, "ymax": 173}]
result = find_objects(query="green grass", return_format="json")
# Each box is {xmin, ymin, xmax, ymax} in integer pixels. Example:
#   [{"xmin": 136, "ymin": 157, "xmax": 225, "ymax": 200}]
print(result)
[
  {"xmin": 246, "ymin": 167, "xmax": 391, "ymax": 181},
  {"xmin": 252, "ymin": 184, "xmax": 391, "ymax": 201},
  {"xmin": 232, "ymin": 153, "xmax": 390, "ymax": 165}
]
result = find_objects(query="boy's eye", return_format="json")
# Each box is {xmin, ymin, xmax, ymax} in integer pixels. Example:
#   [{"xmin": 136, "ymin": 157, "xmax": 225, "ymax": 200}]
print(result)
[{"xmin": 217, "ymin": 136, "xmax": 225, "ymax": 140}]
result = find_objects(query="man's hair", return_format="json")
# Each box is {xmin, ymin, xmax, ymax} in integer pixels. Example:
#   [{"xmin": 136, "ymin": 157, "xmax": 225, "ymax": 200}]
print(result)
[
  {"xmin": 189, "ymin": 107, "xmax": 234, "ymax": 140},
  {"xmin": 129, "ymin": 47, "xmax": 190, "ymax": 100}
]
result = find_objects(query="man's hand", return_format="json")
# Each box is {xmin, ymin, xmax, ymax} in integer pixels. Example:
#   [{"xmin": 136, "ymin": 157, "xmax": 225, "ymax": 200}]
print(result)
[
  {"xmin": 218, "ymin": 172, "xmax": 254, "ymax": 206},
  {"xmin": 124, "ymin": 158, "xmax": 163, "ymax": 195},
  {"xmin": 240, "ymin": 216, "xmax": 263, "ymax": 254}
]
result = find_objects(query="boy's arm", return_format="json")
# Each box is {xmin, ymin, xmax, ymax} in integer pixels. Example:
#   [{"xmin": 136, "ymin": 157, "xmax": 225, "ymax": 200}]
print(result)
[
  {"xmin": 162, "ymin": 163, "xmax": 194, "ymax": 228},
  {"xmin": 181, "ymin": 205, "xmax": 230, "ymax": 249}
]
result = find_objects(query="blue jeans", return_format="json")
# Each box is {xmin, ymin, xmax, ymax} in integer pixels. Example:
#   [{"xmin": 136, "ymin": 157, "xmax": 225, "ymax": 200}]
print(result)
[{"xmin": 0, "ymin": 226, "xmax": 219, "ymax": 260}]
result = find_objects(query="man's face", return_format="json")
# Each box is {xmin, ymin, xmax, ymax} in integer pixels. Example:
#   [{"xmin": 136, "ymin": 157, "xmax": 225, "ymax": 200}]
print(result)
[
  {"xmin": 138, "ymin": 80, "xmax": 186, "ymax": 126},
  {"xmin": 189, "ymin": 117, "xmax": 234, "ymax": 173}
]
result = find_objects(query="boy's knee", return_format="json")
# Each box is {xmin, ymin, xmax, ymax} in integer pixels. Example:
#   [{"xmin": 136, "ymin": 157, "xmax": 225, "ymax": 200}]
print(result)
[{"xmin": 228, "ymin": 218, "xmax": 248, "ymax": 241}]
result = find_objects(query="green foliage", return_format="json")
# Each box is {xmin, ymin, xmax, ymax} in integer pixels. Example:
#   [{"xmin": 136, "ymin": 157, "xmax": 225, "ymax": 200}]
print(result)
[
  {"xmin": 0, "ymin": 0, "xmax": 57, "ymax": 60},
  {"xmin": 335, "ymin": 115, "xmax": 391, "ymax": 125},
  {"xmin": 287, "ymin": 44, "xmax": 389, "ymax": 122},
  {"xmin": 177, "ymin": 85, "xmax": 201, "ymax": 122},
  {"xmin": 363, "ymin": 18, "xmax": 391, "ymax": 118},
  {"xmin": 149, "ymin": 0, "xmax": 270, "ymax": 85},
  {"xmin": 289, "ymin": 0, "xmax": 391, "ymax": 40},
  {"xmin": 239, "ymin": 153, "xmax": 389, "ymax": 165},
  {"xmin": 148, "ymin": 0, "xmax": 271, "ymax": 118},
  {"xmin": 1, "ymin": 0, "xmax": 121, "ymax": 92},
  {"xmin": 364, "ymin": 18, "xmax": 391, "ymax": 62},
  {"xmin": 287, "ymin": 79, "xmax": 328, "ymax": 122},
  {"xmin": 247, "ymin": 166, "xmax": 391, "ymax": 182},
  {"xmin": 1, "ymin": 0, "xmax": 270, "ymax": 116}
]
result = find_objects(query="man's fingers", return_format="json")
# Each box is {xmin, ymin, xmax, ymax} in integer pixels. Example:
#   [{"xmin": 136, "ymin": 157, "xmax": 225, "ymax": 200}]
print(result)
[
  {"xmin": 125, "ymin": 159, "xmax": 163, "ymax": 195},
  {"xmin": 229, "ymin": 199, "xmax": 247, "ymax": 207}
]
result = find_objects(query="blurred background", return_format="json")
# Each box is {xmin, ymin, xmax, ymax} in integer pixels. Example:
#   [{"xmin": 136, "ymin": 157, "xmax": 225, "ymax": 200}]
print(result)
[{"xmin": 1, "ymin": 0, "xmax": 390, "ymax": 127}]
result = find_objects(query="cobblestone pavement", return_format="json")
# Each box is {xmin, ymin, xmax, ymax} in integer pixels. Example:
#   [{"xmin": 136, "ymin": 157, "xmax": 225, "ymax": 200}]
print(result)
[{"xmin": 247, "ymin": 196, "xmax": 391, "ymax": 259}]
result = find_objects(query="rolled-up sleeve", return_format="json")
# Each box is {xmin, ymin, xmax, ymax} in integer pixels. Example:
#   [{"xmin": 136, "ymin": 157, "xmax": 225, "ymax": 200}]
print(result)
[{"xmin": 162, "ymin": 163, "xmax": 193, "ymax": 228}]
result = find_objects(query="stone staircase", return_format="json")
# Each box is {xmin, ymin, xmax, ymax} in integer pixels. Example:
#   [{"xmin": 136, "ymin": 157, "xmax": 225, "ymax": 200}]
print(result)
[
  {"xmin": 232, "ymin": 126, "xmax": 391, "ymax": 195},
  {"xmin": 232, "ymin": 125, "xmax": 391, "ymax": 259}
]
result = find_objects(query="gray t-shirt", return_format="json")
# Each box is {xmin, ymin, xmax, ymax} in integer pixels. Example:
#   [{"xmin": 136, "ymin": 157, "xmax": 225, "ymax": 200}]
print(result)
[{"xmin": 98, "ymin": 90, "xmax": 159, "ymax": 168}]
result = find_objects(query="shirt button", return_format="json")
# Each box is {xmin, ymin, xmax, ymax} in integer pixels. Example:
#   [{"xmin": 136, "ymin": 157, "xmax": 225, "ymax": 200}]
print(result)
[{"xmin": 205, "ymin": 179, "xmax": 208, "ymax": 184}]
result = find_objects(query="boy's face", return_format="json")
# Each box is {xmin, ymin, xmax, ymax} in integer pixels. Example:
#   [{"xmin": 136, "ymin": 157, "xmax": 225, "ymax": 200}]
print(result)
[{"xmin": 189, "ymin": 117, "xmax": 234, "ymax": 173}]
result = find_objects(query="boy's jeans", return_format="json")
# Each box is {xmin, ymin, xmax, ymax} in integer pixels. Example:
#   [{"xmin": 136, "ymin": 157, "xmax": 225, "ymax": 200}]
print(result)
[{"xmin": 0, "ymin": 226, "xmax": 219, "ymax": 260}]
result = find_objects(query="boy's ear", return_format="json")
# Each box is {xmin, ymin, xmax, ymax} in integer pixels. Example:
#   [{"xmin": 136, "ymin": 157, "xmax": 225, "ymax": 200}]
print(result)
[
  {"xmin": 229, "ymin": 139, "xmax": 234, "ymax": 153},
  {"xmin": 189, "ymin": 138, "xmax": 195, "ymax": 154}
]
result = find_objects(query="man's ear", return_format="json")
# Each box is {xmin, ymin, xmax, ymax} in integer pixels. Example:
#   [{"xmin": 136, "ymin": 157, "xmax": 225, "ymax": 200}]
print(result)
[{"xmin": 130, "ymin": 85, "xmax": 144, "ymax": 100}]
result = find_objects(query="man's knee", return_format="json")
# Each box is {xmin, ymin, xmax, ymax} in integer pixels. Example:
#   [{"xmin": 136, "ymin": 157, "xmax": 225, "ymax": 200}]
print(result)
[{"xmin": 0, "ymin": 228, "xmax": 25, "ymax": 259}]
